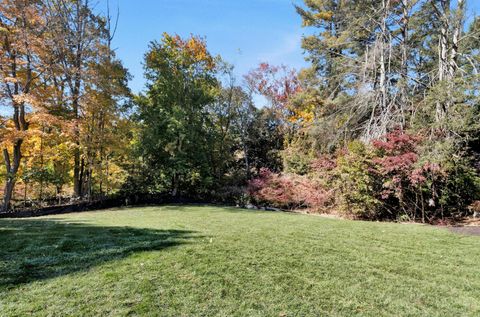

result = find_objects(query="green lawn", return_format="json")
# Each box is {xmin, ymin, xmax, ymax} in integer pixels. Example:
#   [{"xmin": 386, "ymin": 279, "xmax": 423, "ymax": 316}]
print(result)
[{"xmin": 0, "ymin": 206, "xmax": 479, "ymax": 316}]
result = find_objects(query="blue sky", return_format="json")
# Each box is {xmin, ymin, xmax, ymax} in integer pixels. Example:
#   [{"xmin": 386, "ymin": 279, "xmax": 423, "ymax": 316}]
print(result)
[
  {"xmin": 105, "ymin": 0, "xmax": 307, "ymax": 94},
  {"xmin": 1, "ymin": 0, "xmax": 479, "ymax": 115},
  {"xmin": 104, "ymin": 0, "xmax": 480, "ymax": 94}
]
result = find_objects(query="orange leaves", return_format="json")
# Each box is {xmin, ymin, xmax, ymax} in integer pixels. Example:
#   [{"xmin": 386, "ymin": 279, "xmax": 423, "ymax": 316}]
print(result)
[
  {"xmin": 244, "ymin": 63, "xmax": 305, "ymax": 124},
  {"xmin": 160, "ymin": 32, "xmax": 215, "ymax": 70},
  {"xmin": 288, "ymin": 106, "xmax": 315, "ymax": 124},
  {"xmin": 28, "ymin": 112, "xmax": 61, "ymax": 127},
  {"xmin": 12, "ymin": 93, "xmax": 37, "ymax": 108}
]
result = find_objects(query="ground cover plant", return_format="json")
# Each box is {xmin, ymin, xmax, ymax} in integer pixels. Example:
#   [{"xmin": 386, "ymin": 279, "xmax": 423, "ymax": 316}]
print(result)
[{"xmin": 1, "ymin": 205, "xmax": 479, "ymax": 316}]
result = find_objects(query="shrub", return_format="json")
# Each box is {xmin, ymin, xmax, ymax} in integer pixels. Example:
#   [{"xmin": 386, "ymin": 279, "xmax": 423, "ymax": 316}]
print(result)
[
  {"xmin": 435, "ymin": 156, "xmax": 480, "ymax": 217},
  {"xmin": 371, "ymin": 130, "xmax": 479, "ymax": 221},
  {"xmin": 248, "ymin": 168, "xmax": 333, "ymax": 211},
  {"xmin": 213, "ymin": 186, "xmax": 249, "ymax": 206},
  {"xmin": 331, "ymin": 141, "xmax": 381, "ymax": 219},
  {"xmin": 282, "ymin": 142, "xmax": 314, "ymax": 175},
  {"xmin": 253, "ymin": 129, "xmax": 480, "ymax": 222},
  {"xmin": 372, "ymin": 129, "xmax": 422, "ymax": 219}
]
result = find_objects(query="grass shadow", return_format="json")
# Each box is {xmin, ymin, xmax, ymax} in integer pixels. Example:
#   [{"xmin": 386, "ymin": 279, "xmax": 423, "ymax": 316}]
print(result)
[{"xmin": 0, "ymin": 219, "xmax": 197, "ymax": 288}]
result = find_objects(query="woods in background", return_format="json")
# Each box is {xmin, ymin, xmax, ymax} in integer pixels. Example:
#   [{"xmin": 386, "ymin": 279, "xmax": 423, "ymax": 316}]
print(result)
[
  {"xmin": 1, "ymin": 0, "xmax": 479, "ymax": 222},
  {"xmin": 0, "ymin": 0, "xmax": 132, "ymax": 211},
  {"xmin": 250, "ymin": 0, "xmax": 480, "ymax": 221}
]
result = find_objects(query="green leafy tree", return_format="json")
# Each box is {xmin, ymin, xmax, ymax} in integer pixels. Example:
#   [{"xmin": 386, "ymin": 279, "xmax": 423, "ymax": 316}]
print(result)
[{"xmin": 138, "ymin": 33, "xmax": 219, "ymax": 197}]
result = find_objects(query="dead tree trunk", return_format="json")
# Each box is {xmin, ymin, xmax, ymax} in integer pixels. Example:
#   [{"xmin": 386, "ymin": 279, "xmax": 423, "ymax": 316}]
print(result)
[
  {"xmin": 432, "ymin": 0, "xmax": 465, "ymax": 129},
  {"xmin": 433, "ymin": 0, "xmax": 451, "ymax": 123},
  {"xmin": 365, "ymin": 0, "xmax": 391, "ymax": 140},
  {"xmin": 448, "ymin": 0, "xmax": 464, "ymax": 78},
  {"xmin": 399, "ymin": 0, "xmax": 410, "ymax": 127}
]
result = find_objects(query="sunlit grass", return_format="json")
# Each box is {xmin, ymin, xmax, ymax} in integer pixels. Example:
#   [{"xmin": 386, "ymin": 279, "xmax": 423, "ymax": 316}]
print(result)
[{"xmin": 1, "ymin": 205, "xmax": 479, "ymax": 316}]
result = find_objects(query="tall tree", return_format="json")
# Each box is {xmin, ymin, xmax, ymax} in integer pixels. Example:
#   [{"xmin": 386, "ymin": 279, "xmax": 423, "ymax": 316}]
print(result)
[
  {"xmin": 0, "ymin": 0, "xmax": 52, "ymax": 211},
  {"xmin": 46, "ymin": 0, "xmax": 103, "ymax": 197},
  {"xmin": 296, "ymin": 0, "xmax": 478, "ymax": 143},
  {"xmin": 138, "ymin": 33, "xmax": 218, "ymax": 196}
]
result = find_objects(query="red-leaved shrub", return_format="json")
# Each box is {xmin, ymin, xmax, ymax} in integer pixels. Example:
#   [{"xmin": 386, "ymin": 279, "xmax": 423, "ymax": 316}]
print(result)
[
  {"xmin": 372, "ymin": 129, "xmax": 422, "ymax": 202},
  {"xmin": 248, "ymin": 168, "xmax": 333, "ymax": 211},
  {"xmin": 249, "ymin": 129, "xmax": 479, "ymax": 221}
]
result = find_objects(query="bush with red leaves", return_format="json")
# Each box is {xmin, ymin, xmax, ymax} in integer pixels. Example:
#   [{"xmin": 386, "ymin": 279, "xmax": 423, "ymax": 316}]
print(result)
[
  {"xmin": 249, "ymin": 129, "xmax": 479, "ymax": 222},
  {"xmin": 248, "ymin": 168, "xmax": 333, "ymax": 211},
  {"xmin": 372, "ymin": 129, "xmax": 422, "ymax": 203},
  {"xmin": 370, "ymin": 129, "xmax": 477, "ymax": 221}
]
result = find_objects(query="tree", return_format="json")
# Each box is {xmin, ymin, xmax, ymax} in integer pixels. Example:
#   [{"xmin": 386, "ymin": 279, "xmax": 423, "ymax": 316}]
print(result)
[
  {"xmin": 1, "ymin": 0, "xmax": 133, "ymax": 210},
  {"xmin": 289, "ymin": 0, "xmax": 480, "ymax": 219},
  {"xmin": 138, "ymin": 33, "xmax": 219, "ymax": 197},
  {"xmin": 44, "ymin": 0, "xmax": 131, "ymax": 200},
  {"xmin": 244, "ymin": 62, "xmax": 303, "ymax": 126},
  {"xmin": 46, "ymin": 0, "xmax": 105, "ymax": 197},
  {"xmin": 0, "ymin": 0, "xmax": 53, "ymax": 211}
]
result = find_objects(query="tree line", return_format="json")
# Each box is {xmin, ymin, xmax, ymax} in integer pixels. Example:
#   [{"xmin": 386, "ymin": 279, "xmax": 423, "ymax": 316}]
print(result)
[
  {"xmin": 250, "ymin": 0, "xmax": 480, "ymax": 221},
  {"xmin": 0, "ymin": 0, "xmax": 283, "ymax": 211},
  {"xmin": 1, "ymin": 0, "xmax": 131, "ymax": 210},
  {"xmin": 1, "ymin": 0, "xmax": 479, "ymax": 222}
]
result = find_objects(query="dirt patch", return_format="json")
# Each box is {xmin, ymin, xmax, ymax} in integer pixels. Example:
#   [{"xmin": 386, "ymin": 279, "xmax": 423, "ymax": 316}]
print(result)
[
  {"xmin": 443, "ymin": 217, "xmax": 480, "ymax": 236},
  {"xmin": 448, "ymin": 226, "xmax": 480, "ymax": 236}
]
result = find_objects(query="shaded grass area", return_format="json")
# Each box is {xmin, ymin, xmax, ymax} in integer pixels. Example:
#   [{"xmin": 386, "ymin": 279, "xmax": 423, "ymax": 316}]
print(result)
[
  {"xmin": 0, "ymin": 205, "xmax": 479, "ymax": 316},
  {"xmin": 0, "ymin": 220, "xmax": 195, "ymax": 287}
]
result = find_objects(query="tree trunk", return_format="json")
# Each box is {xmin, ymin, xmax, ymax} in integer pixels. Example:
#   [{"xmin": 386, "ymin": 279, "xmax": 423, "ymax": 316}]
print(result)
[
  {"xmin": 449, "ymin": 0, "xmax": 464, "ymax": 78},
  {"xmin": 399, "ymin": 0, "xmax": 410, "ymax": 127},
  {"xmin": 172, "ymin": 173, "xmax": 178, "ymax": 197},
  {"xmin": 435, "ymin": 0, "xmax": 450, "ymax": 123},
  {"xmin": 73, "ymin": 89, "xmax": 82, "ymax": 197},
  {"xmin": 365, "ymin": 0, "xmax": 390, "ymax": 140},
  {"xmin": 24, "ymin": 181, "xmax": 28, "ymax": 207},
  {"xmin": 39, "ymin": 127, "xmax": 45, "ymax": 201},
  {"xmin": 243, "ymin": 144, "xmax": 250, "ymax": 179},
  {"xmin": 3, "ymin": 179, "xmax": 15, "ymax": 212},
  {"xmin": 71, "ymin": 0, "xmax": 85, "ymax": 198},
  {"xmin": 78, "ymin": 156, "xmax": 85, "ymax": 197},
  {"xmin": 2, "ymin": 139, "xmax": 23, "ymax": 212}
]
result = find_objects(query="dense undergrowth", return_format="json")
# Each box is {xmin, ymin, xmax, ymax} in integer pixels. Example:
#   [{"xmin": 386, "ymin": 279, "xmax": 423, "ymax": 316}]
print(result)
[{"xmin": 249, "ymin": 129, "xmax": 480, "ymax": 222}]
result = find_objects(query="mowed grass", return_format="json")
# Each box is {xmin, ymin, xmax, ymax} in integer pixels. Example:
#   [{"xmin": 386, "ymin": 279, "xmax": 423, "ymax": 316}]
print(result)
[{"xmin": 0, "ymin": 206, "xmax": 479, "ymax": 316}]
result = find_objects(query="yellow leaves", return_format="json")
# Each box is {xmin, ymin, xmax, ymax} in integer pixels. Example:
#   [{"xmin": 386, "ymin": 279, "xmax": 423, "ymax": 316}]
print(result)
[
  {"xmin": 28, "ymin": 112, "xmax": 60, "ymax": 127},
  {"xmin": 302, "ymin": 10, "xmax": 334, "ymax": 26},
  {"xmin": 0, "ymin": 126, "xmax": 28, "ymax": 145},
  {"xmin": 314, "ymin": 11, "xmax": 334, "ymax": 21},
  {"xmin": 302, "ymin": 20, "xmax": 312, "ymax": 27},
  {"xmin": 12, "ymin": 93, "xmax": 40, "ymax": 108},
  {"xmin": 285, "ymin": 88, "xmax": 320, "ymax": 126},
  {"xmin": 288, "ymin": 105, "xmax": 315, "ymax": 125},
  {"xmin": 159, "ymin": 33, "xmax": 216, "ymax": 70}
]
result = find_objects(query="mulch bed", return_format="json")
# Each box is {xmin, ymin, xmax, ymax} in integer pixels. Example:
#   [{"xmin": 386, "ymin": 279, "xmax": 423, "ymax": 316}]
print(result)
[{"xmin": 445, "ymin": 218, "xmax": 480, "ymax": 236}]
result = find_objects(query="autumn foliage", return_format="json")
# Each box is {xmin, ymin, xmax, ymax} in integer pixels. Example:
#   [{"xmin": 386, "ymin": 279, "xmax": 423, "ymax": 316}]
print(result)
[
  {"xmin": 243, "ymin": 63, "xmax": 312, "ymax": 124},
  {"xmin": 1, "ymin": 0, "xmax": 479, "ymax": 224},
  {"xmin": 249, "ymin": 129, "xmax": 479, "ymax": 222},
  {"xmin": 248, "ymin": 168, "xmax": 333, "ymax": 211},
  {"xmin": 0, "ymin": 0, "xmax": 132, "ymax": 211}
]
